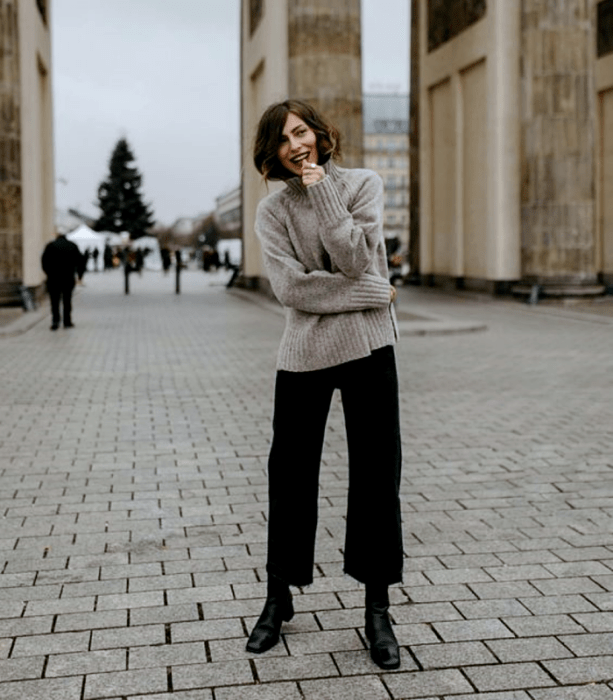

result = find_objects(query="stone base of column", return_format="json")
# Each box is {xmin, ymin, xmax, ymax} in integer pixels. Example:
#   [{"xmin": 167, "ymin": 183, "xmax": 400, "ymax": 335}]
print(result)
[{"xmin": 512, "ymin": 278, "xmax": 605, "ymax": 300}]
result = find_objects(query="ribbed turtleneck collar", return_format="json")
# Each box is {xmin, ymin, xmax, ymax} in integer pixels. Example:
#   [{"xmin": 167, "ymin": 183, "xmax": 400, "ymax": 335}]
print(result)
[{"xmin": 283, "ymin": 159, "xmax": 340, "ymax": 197}]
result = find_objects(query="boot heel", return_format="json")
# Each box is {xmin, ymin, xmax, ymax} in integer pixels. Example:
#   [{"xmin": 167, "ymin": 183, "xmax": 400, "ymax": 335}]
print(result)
[{"xmin": 282, "ymin": 599, "xmax": 294, "ymax": 622}]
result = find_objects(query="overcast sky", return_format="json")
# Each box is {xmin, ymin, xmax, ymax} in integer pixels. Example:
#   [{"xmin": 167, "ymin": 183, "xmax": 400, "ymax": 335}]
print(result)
[{"xmin": 52, "ymin": 0, "xmax": 409, "ymax": 226}]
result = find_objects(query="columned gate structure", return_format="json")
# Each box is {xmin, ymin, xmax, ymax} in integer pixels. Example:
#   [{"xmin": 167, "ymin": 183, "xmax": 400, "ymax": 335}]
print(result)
[
  {"xmin": 0, "ymin": 0, "xmax": 54, "ymax": 305},
  {"xmin": 414, "ymin": 0, "xmax": 613, "ymax": 296}
]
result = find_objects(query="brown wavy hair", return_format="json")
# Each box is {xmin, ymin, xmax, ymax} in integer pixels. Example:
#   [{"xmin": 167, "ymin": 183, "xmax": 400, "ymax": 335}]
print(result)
[{"xmin": 253, "ymin": 99, "xmax": 341, "ymax": 181}]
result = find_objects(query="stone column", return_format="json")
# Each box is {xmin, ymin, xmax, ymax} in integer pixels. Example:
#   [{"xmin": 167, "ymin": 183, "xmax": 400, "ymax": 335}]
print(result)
[
  {"xmin": 288, "ymin": 0, "xmax": 363, "ymax": 168},
  {"xmin": 520, "ymin": 0, "xmax": 600, "ymax": 293},
  {"xmin": 408, "ymin": 0, "xmax": 420, "ymax": 280},
  {"xmin": 0, "ymin": 0, "xmax": 23, "ymax": 304}
]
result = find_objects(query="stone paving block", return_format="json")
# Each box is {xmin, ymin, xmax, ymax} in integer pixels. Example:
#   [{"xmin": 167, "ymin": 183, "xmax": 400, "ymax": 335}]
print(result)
[
  {"xmin": 255, "ymin": 652, "xmax": 338, "ymax": 682},
  {"xmin": 0, "ymin": 655, "xmax": 45, "ymax": 680},
  {"xmin": 96, "ymin": 590, "xmax": 164, "ymax": 611},
  {"xmin": 214, "ymin": 682, "xmax": 301, "ymax": 700},
  {"xmin": 91, "ymin": 623, "xmax": 165, "ymax": 650},
  {"xmin": 171, "ymin": 618, "xmax": 244, "ymax": 643},
  {"xmin": 543, "ymin": 656, "xmax": 613, "ymax": 684},
  {"xmin": 571, "ymin": 612, "xmax": 613, "ymax": 632},
  {"xmin": 315, "ymin": 608, "xmax": 364, "ymax": 629},
  {"xmin": 0, "ymin": 676, "xmax": 83, "ymax": 700},
  {"xmin": 413, "ymin": 640, "xmax": 498, "ymax": 668},
  {"xmin": 130, "ymin": 692, "xmax": 213, "ymax": 700},
  {"xmin": 0, "ymin": 615, "xmax": 53, "ymax": 637},
  {"xmin": 46, "ymin": 649, "xmax": 126, "ymax": 677},
  {"xmin": 300, "ymin": 675, "xmax": 391, "ymax": 700},
  {"xmin": 285, "ymin": 629, "xmax": 364, "ymax": 656},
  {"xmin": 55, "ymin": 609, "xmax": 127, "ymax": 632},
  {"xmin": 519, "ymin": 594, "xmax": 598, "ymax": 616},
  {"xmin": 166, "ymin": 584, "xmax": 234, "ymax": 605},
  {"xmin": 171, "ymin": 659, "xmax": 254, "ymax": 690},
  {"xmin": 433, "ymin": 618, "xmax": 515, "ymax": 642},
  {"xmin": 129, "ymin": 641, "xmax": 207, "ymax": 669},
  {"xmin": 393, "ymin": 601, "xmax": 464, "ymax": 624},
  {"xmin": 455, "ymin": 599, "xmax": 531, "ymax": 619},
  {"xmin": 407, "ymin": 583, "xmax": 477, "ymax": 603},
  {"xmin": 503, "ymin": 613, "xmax": 585, "ymax": 637},
  {"xmin": 384, "ymin": 668, "xmax": 473, "ymax": 698},
  {"xmin": 452, "ymin": 693, "xmax": 531, "ymax": 700},
  {"xmin": 559, "ymin": 631, "xmax": 613, "ymax": 656},
  {"xmin": 486, "ymin": 636, "xmax": 573, "ymax": 662},
  {"xmin": 464, "ymin": 661, "xmax": 556, "ymax": 692},
  {"xmin": 333, "ymin": 647, "xmax": 418, "ymax": 675},
  {"xmin": 394, "ymin": 621, "xmax": 441, "ymax": 646},
  {"xmin": 84, "ymin": 667, "xmax": 168, "ymax": 699},
  {"xmin": 11, "ymin": 630, "xmax": 90, "ymax": 657},
  {"xmin": 129, "ymin": 604, "xmax": 199, "ymax": 626},
  {"xmin": 530, "ymin": 577, "xmax": 607, "ymax": 596},
  {"xmin": 529, "ymin": 685, "xmax": 613, "ymax": 699},
  {"xmin": 468, "ymin": 581, "xmax": 543, "ymax": 599},
  {"xmin": 212, "ymin": 636, "xmax": 288, "ymax": 661}
]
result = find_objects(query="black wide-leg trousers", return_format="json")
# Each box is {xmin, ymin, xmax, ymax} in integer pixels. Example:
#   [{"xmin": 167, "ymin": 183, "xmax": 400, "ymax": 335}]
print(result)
[{"xmin": 266, "ymin": 345, "xmax": 403, "ymax": 587}]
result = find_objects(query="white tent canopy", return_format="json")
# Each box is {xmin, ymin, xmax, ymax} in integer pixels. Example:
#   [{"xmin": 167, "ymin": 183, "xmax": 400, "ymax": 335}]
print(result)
[{"xmin": 66, "ymin": 224, "xmax": 106, "ymax": 270}]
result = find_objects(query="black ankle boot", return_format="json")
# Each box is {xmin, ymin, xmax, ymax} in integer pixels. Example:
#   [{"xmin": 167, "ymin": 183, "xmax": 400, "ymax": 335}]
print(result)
[
  {"xmin": 365, "ymin": 584, "xmax": 400, "ymax": 670},
  {"xmin": 246, "ymin": 575, "xmax": 294, "ymax": 653}
]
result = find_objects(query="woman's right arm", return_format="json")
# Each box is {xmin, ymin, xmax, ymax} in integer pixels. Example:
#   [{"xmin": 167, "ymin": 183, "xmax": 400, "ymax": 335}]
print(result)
[{"xmin": 256, "ymin": 202, "xmax": 392, "ymax": 315}]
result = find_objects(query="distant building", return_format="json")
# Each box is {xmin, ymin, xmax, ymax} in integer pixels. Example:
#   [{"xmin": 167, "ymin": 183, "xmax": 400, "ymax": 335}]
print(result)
[
  {"xmin": 363, "ymin": 94, "xmax": 410, "ymax": 251},
  {"xmin": 214, "ymin": 186, "xmax": 241, "ymax": 240},
  {"xmin": 0, "ymin": 0, "xmax": 55, "ymax": 305}
]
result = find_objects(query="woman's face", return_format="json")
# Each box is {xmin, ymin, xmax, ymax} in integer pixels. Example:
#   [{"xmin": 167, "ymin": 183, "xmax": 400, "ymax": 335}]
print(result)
[{"xmin": 277, "ymin": 112, "xmax": 318, "ymax": 176}]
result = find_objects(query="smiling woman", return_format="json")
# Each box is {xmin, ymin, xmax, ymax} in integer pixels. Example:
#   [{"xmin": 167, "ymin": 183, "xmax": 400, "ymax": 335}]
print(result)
[{"xmin": 246, "ymin": 98, "xmax": 403, "ymax": 671}]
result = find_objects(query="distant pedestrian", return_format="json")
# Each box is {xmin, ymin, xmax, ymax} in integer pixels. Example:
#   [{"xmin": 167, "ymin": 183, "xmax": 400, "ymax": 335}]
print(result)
[
  {"xmin": 103, "ymin": 243, "xmax": 114, "ymax": 270},
  {"xmin": 41, "ymin": 232, "xmax": 83, "ymax": 330},
  {"xmin": 92, "ymin": 247, "xmax": 100, "ymax": 271},
  {"xmin": 161, "ymin": 247, "xmax": 171, "ymax": 274},
  {"xmin": 246, "ymin": 100, "xmax": 403, "ymax": 670}
]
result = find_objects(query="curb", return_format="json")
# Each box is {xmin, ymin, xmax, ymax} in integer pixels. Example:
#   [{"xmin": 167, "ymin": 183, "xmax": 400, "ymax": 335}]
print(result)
[{"xmin": 227, "ymin": 287, "xmax": 488, "ymax": 336}]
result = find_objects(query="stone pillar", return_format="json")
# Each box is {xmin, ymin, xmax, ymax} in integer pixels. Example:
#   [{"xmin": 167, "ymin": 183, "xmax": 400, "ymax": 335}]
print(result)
[
  {"xmin": 0, "ymin": 0, "xmax": 23, "ymax": 304},
  {"xmin": 408, "ymin": 0, "xmax": 420, "ymax": 279},
  {"xmin": 520, "ymin": 0, "xmax": 601, "ymax": 293},
  {"xmin": 288, "ymin": 0, "xmax": 363, "ymax": 168}
]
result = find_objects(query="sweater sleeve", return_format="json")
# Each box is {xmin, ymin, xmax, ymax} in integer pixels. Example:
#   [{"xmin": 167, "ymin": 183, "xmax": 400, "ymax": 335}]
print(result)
[
  {"xmin": 306, "ymin": 169, "xmax": 384, "ymax": 278},
  {"xmin": 255, "ymin": 200, "xmax": 391, "ymax": 315}
]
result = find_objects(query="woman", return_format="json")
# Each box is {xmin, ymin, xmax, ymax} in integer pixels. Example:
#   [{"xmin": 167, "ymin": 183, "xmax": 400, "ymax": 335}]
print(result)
[{"xmin": 247, "ymin": 99, "xmax": 403, "ymax": 670}]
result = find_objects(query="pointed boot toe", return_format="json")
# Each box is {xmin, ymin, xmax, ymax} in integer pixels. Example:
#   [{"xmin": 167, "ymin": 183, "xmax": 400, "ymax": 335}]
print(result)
[
  {"xmin": 246, "ymin": 594, "xmax": 294, "ymax": 654},
  {"xmin": 365, "ymin": 612, "xmax": 400, "ymax": 670}
]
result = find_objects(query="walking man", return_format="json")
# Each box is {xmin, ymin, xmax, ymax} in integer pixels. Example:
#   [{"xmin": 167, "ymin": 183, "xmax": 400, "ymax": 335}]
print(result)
[{"xmin": 41, "ymin": 232, "xmax": 83, "ymax": 330}]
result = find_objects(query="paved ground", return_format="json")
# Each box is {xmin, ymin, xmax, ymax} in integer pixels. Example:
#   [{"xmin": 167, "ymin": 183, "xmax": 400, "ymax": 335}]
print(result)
[{"xmin": 1, "ymin": 268, "xmax": 613, "ymax": 700}]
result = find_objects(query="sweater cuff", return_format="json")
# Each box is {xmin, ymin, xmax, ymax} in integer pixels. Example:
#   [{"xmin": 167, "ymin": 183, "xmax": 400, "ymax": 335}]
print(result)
[
  {"xmin": 350, "ymin": 276, "xmax": 392, "ymax": 309},
  {"xmin": 307, "ymin": 175, "xmax": 348, "ymax": 226}
]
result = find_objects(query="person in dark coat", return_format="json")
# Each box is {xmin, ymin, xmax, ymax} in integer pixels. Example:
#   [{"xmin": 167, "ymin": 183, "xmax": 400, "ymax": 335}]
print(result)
[{"xmin": 41, "ymin": 233, "xmax": 83, "ymax": 330}]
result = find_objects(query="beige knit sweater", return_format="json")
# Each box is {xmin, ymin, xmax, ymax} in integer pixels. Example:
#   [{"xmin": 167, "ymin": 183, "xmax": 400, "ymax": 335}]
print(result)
[{"xmin": 255, "ymin": 160, "xmax": 398, "ymax": 372}]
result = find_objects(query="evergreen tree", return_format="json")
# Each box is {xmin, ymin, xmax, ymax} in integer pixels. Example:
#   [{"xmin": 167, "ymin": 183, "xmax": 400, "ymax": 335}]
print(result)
[{"xmin": 94, "ymin": 138, "xmax": 155, "ymax": 239}]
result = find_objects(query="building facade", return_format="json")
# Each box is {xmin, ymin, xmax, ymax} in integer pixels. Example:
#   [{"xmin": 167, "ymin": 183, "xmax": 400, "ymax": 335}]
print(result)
[
  {"xmin": 240, "ymin": 0, "xmax": 363, "ymax": 293},
  {"xmin": 414, "ymin": 0, "xmax": 613, "ymax": 295},
  {"xmin": 0, "ymin": 0, "xmax": 54, "ymax": 305},
  {"xmin": 363, "ymin": 93, "xmax": 410, "ymax": 253}
]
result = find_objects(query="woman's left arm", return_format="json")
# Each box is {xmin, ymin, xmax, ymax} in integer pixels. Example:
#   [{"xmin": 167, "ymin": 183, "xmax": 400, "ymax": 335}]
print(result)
[{"xmin": 307, "ymin": 171, "xmax": 384, "ymax": 278}]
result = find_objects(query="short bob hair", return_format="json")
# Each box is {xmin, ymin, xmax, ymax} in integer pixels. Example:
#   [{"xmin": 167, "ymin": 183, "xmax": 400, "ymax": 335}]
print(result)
[{"xmin": 254, "ymin": 99, "xmax": 341, "ymax": 181}]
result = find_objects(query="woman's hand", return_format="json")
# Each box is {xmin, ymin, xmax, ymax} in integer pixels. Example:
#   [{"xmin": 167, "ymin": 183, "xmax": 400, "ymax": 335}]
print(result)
[
  {"xmin": 390, "ymin": 285, "xmax": 397, "ymax": 304},
  {"xmin": 301, "ymin": 161, "xmax": 325, "ymax": 187}
]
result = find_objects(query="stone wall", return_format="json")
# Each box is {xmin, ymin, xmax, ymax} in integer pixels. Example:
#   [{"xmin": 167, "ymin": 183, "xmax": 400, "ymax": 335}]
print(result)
[{"xmin": 0, "ymin": 0, "xmax": 23, "ymax": 301}]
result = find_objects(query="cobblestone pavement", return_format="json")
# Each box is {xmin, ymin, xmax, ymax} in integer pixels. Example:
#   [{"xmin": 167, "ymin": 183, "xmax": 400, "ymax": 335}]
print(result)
[{"xmin": 1, "ymin": 268, "xmax": 613, "ymax": 700}]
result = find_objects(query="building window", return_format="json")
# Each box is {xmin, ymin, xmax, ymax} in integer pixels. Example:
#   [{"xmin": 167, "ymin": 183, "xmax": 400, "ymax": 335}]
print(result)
[
  {"xmin": 250, "ymin": 0, "xmax": 264, "ymax": 36},
  {"xmin": 428, "ymin": 0, "xmax": 486, "ymax": 53},
  {"xmin": 37, "ymin": 0, "xmax": 47, "ymax": 23},
  {"xmin": 598, "ymin": 0, "xmax": 613, "ymax": 57}
]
